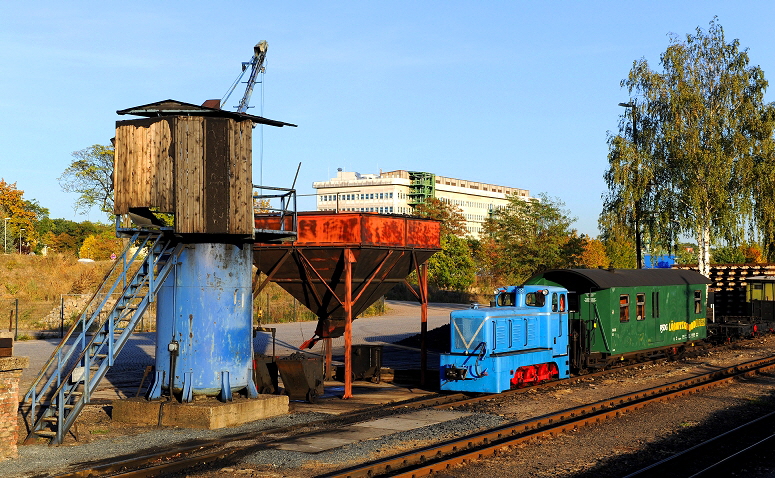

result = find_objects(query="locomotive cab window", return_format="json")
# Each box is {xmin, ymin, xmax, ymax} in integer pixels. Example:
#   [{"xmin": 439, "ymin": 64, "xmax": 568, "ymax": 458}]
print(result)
[
  {"xmin": 525, "ymin": 291, "xmax": 546, "ymax": 307},
  {"xmin": 694, "ymin": 290, "xmax": 702, "ymax": 314},
  {"xmin": 552, "ymin": 293, "xmax": 558, "ymax": 312},
  {"xmin": 619, "ymin": 294, "xmax": 630, "ymax": 322},
  {"xmin": 636, "ymin": 293, "xmax": 645, "ymax": 320},
  {"xmin": 497, "ymin": 292, "xmax": 515, "ymax": 307}
]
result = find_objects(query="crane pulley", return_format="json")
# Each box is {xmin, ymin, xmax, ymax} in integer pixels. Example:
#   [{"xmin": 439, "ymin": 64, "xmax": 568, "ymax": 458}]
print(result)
[{"xmin": 220, "ymin": 41, "xmax": 268, "ymax": 113}]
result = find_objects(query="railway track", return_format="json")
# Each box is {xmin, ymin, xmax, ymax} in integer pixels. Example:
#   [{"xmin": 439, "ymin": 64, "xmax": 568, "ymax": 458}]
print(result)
[
  {"xmin": 318, "ymin": 354, "xmax": 775, "ymax": 478},
  {"xmin": 49, "ymin": 342, "xmax": 772, "ymax": 477},
  {"xmin": 51, "ymin": 358, "xmax": 672, "ymax": 477},
  {"xmin": 622, "ymin": 409, "xmax": 775, "ymax": 477}
]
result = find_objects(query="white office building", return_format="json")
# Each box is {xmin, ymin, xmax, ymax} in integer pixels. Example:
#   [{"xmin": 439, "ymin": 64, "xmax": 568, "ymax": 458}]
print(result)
[{"xmin": 312, "ymin": 169, "xmax": 530, "ymax": 238}]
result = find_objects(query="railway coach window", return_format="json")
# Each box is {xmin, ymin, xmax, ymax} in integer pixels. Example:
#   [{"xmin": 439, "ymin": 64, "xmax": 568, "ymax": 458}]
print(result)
[
  {"xmin": 652, "ymin": 291, "xmax": 660, "ymax": 318},
  {"xmin": 619, "ymin": 294, "xmax": 630, "ymax": 322},
  {"xmin": 694, "ymin": 290, "xmax": 702, "ymax": 314},
  {"xmin": 636, "ymin": 294, "xmax": 645, "ymax": 320}
]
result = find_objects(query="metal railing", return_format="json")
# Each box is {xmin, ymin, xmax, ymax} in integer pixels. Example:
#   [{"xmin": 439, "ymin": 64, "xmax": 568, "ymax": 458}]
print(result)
[{"xmin": 253, "ymin": 184, "xmax": 298, "ymax": 236}]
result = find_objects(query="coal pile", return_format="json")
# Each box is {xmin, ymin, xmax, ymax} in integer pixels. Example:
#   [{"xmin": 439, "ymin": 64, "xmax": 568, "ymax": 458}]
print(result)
[{"xmin": 394, "ymin": 324, "xmax": 450, "ymax": 352}]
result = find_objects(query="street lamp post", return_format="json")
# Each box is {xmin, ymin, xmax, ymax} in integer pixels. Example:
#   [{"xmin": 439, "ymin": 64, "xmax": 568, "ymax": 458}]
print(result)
[
  {"xmin": 3, "ymin": 218, "xmax": 9, "ymax": 254},
  {"xmin": 19, "ymin": 228, "xmax": 24, "ymax": 254},
  {"xmin": 619, "ymin": 101, "xmax": 643, "ymax": 269}
]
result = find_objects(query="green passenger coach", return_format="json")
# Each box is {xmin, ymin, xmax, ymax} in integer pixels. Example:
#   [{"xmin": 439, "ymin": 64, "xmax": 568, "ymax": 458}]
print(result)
[{"xmin": 526, "ymin": 268, "xmax": 711, "ymax": 372}]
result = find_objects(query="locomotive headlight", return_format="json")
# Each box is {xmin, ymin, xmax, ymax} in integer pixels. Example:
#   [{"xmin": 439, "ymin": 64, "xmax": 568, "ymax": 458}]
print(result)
[{"xmin": 542, "ymin": 289, "xmax": 549, "ymax": 295}]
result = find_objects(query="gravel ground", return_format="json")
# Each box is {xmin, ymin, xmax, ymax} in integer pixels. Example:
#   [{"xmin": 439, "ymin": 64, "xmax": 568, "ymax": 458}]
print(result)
[
  {"xmin": 183, "ymin": 335, "xmax": 775, "ymax": 477},
  {"xmin": 6, "ymin": 332, "xmax": 775, "ymax": 477}
]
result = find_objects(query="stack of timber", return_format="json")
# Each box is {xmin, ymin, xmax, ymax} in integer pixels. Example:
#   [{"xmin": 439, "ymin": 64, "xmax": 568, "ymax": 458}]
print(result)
[
  {"xmin": 113, "ymin": 116, "xmax": 253, "ymax": 235},
  {"xmin": 673, "ymin": 263, "xmax": 775, "ymax": 316}
]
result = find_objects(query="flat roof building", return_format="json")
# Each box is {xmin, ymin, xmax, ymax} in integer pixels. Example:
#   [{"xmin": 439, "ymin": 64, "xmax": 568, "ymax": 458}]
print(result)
[{"xmin": 312, "ymin": 169, "xmax": 530, "ymax": 238}]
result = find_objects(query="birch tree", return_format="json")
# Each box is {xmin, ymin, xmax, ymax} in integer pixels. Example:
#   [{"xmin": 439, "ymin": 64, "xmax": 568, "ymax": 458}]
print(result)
[
  {"xmin": 603, "ymin": 18, "xmax": 772, "ymax": 276},
  {"xmin": 59, "ymin": 144, "xmax": 115, "ymax": 217}
]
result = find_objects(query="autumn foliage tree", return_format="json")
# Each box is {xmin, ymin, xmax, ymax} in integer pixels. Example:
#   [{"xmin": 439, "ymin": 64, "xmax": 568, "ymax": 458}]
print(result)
[
  {"xmin": 579, "ymin": 237, "xmax": 610, "ymax": 269},
  {"xmin": 0, "ymin": 179, "xmax": 39, "ymax": 253},
  {"xmin": 78, "ymin": 230, "xmax": 122, "ymax": 260}
]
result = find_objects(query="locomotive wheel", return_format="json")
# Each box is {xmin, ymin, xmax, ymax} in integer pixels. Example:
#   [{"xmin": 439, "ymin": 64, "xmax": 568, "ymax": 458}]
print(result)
[{"xmin": 306, "ymin": 388, "xmax": 318, "ymax": 404}]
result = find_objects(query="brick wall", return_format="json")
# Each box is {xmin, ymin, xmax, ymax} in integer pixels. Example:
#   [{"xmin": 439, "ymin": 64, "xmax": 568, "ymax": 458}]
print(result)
[{"xmin": 0, "ymin": 356, "xmax": 29, "ymax": 461}]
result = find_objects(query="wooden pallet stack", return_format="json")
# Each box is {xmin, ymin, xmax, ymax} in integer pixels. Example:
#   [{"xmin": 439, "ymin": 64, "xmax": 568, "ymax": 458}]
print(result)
[{"xmin": 673, "ymin": 263, "xmax": 775, "ymax": 317}]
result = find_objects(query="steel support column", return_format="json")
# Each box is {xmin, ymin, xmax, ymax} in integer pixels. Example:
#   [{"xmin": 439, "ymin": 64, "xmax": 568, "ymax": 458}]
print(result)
[
  {"xmin": 324, "ymin": 337, "xmax": 333, "ymax": 380},
  {"xmin": 343, "ymin": 248, "xmax": 356, "ymax": 399},
  {"xmin": 419, "ymin": 262, "xmax": 429, "ymax": 387}
]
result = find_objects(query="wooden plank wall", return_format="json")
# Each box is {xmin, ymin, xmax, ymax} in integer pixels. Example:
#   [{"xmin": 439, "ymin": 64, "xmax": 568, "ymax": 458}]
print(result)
[
  {"xmin": 114, "ymin": 116, "xmax": 253, "ymax": 235},
  {"xmin": 114, "ymin": 118, "xmax": 173, "ymax": 215},
  {"xmin": 231, "ymin": 120, "xmax": 253, "ymax": 234},
  {"xmin": 174, "ymin": 116, "xmax": 204, "ymax": 234}
]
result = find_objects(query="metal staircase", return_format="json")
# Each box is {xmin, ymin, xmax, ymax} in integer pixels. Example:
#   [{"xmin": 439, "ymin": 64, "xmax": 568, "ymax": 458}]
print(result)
[{"xmin": 20, "ymin": 229, "xmax": 182, "ymax": 445}]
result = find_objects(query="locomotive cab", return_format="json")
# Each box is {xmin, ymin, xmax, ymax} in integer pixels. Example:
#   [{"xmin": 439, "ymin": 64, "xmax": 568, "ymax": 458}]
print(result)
[{"xmin": 439, "ymin": 285, "xmax": 571, "ymax": 393}]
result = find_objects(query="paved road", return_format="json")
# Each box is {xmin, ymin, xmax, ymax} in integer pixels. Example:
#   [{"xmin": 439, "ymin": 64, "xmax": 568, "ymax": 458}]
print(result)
[{"xmin": 15, "ymin": 300, "xmax": 468, "ymax": 398}]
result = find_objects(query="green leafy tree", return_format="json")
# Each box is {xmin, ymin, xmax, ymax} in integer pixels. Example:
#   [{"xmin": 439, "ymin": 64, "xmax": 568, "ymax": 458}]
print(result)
[
  {"xmin": 603, "ymin": 18, "xmax": 772, "ymax": 277},
  {"xmin": 38, "ymin": 218, "xmax": 110, "ymax": 255},
  {"xmin": 413, "ymin": 197, "xmax": 475, "ymax": 290},
  {"xmin": 59, "ymin": 144, "xmax": 115, "ymax": 217},
  {"xmin": 482, "ymin": 194, "xmax": 581, "ymax": 285},
  {"xmin": 711, "ymin": 245, "xmax": 746, "ymax": 264},
  {"xmin": 426, "ymin": 234, "xmax": 476, "ymax": 290}
]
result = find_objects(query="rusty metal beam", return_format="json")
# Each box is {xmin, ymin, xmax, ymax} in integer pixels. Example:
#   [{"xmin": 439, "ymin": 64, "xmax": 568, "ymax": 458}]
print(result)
[
  {"xmin": 297, "ymin": 248, "xmax": 344, "ymax": 308},
  {"xmin": 252, "ymin": 249, "xmax": 290, "ymax": 298},
  {"xmin": 343, "ymin": 248, "xmax": 356, "ymax": 399},
  {"xmin": 295, "ymin": 249, "xmax": 330, "ymax": 312}
]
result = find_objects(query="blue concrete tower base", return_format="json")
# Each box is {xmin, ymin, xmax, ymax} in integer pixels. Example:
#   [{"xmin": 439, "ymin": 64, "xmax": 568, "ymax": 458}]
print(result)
[{"xmin": 150, "ymin": 242, "xmax": 257, "ymax": 401}]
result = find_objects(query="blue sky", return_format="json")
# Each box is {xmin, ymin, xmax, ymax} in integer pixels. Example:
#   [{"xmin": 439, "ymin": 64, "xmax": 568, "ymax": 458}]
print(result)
[{"xmin": 2, "ymin": 2, "xmax": 774, "ymax": 237}]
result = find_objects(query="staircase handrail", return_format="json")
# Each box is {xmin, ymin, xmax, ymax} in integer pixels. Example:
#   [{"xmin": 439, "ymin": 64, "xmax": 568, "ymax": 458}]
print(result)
[
  {"xmin": 39, "ymin": 239, "xmax": 180, "ymax": 405},
  {"xmin": 21, "ymin": 230, "xmax": 165, "ymax": 404}
]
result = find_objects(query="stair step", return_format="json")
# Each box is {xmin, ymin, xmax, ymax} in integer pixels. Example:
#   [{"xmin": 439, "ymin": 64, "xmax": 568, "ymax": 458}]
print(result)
[
  {"xmin": 42, "ymin": 417, "xmax": 58, "ymax": 423},
  {"xmin": 34, "ymin": 430, "xmax": 57, "ymax": 438}
]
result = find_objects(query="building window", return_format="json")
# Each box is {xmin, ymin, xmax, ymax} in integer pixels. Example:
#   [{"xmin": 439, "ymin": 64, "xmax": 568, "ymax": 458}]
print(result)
[
  {"xmin": 619, "ymin": 295, "xmax": 630, "ymax": 322},
  {"xmin": 636, "ymin": 293, "xmax": 645, "ymax": 320}
]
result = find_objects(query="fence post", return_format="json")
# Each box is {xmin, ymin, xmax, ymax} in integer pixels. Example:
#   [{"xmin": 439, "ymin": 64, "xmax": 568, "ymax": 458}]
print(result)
[
  {"xmin": 14, "ymin": 298, "xmax": 18, "ymax": 340},
  {"xmin": 60, "ymin": 295, "xmax": 65, "ymax": 338}
]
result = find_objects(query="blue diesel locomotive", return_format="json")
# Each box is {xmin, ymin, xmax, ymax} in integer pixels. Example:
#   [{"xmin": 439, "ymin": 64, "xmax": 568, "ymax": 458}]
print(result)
[{"xmin": 439, "ymin": 284, "xmax": 571, "ymax": 393}]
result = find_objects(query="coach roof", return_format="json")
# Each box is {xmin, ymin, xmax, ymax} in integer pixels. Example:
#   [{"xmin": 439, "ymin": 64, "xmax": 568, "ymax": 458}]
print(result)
[{"xmin": 530, "ymin": 268, "xmax": 712, "ymax": 291}]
